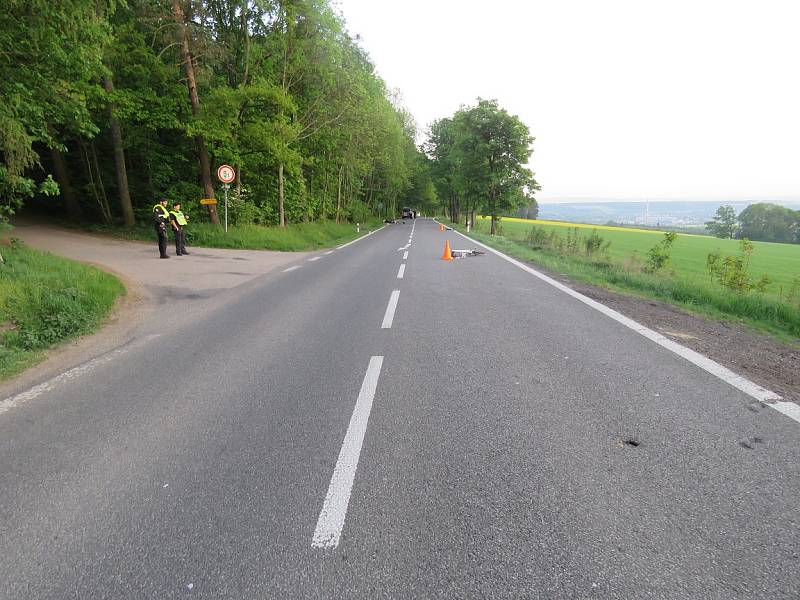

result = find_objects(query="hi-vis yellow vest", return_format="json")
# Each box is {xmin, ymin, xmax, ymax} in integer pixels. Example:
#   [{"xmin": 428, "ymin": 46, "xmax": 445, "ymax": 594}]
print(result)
[
  {"xmin": 170, "ymin": 210, "xmax": 187, "ymax": 226},
  {"xmin": 153, "ymin": 204, "xmax": 169, "ymax": 218}
]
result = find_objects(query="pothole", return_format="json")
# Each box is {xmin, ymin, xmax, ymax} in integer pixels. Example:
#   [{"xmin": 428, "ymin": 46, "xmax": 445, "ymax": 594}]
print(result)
[{"xmin": 620, "ymin": 438, "xmax": 640, "ymax": 448}]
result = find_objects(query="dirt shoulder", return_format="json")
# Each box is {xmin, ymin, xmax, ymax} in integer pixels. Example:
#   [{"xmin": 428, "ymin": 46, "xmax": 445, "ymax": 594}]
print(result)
[
  {"xmin": 0, "ymin": 221, "xmax": 307, "ymax": 397},
  {"xmin": 538, "ymin": 266, "xmax": 799, "ymax": 403}
]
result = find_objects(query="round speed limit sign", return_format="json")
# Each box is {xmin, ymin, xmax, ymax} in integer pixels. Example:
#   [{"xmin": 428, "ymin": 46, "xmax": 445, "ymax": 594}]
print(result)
[{"xmin": 216, "ymin": 164, "xmax": 236, "ymax": 184}]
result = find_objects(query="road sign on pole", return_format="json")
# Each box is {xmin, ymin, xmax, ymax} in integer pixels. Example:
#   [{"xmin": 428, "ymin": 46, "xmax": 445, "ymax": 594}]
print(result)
[
  {"xmin": 217, "ymin": 165, "xmax": 235, "ymax": 184},
  {"xmin": 216, "ymin": 165, "xmax": 235, "ymax": 232},
  {"xmin": 200, "ymin": 198, "xmax": 218, "ymax": 205}
]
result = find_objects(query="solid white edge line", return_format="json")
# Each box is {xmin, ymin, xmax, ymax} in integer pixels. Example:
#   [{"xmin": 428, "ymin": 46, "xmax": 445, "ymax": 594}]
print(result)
[
  {"xmin": 437, "ymin": 220, "xmax": 791, "ymax": 416},
  {"xmin": 283, "ymin": 265, "xmax": 302, "ymax": 272},
  {"xmin": 0, "ymin": 335, "xmax": 161, "ymax": 416},
  {"xmin": 325, "ymin": 250, "xmax": 335, "ymax": 255},
  {"xmin": 381, "ymin": 290, "xmax": 400, "ymax": 329},
  {"xmin": 403, "ymin": 251, "xmax": 409, "ymax": 260},
  {"xmin": 308, "ymin": 256, "xmax": 321, "ymax": 262},
  {"xmin": 397, "ymin": 264, "xmax": 406, "ymax": 279},
  {"xmin": 336, "ymin": 225, "xmax": 387, "ymax": 250},
  {"xmin": 312, "ymin": 355, "xmax": 384, "ymax": 549}
]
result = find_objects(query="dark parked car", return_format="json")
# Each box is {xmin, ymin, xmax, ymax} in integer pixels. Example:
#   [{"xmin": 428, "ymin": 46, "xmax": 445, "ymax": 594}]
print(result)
[{"xmin": 402, "ymin": 207, "xmax": 415, "ymax": 219}]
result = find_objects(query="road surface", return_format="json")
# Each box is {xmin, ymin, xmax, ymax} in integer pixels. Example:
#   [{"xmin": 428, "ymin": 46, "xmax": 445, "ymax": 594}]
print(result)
[{"xmin": 1, "ymin": 219, "xmax": 798, "ymax": 599}]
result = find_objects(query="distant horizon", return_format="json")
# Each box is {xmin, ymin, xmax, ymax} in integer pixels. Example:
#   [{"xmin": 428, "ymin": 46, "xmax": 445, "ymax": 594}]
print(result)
[{"xmin": 538, "ymin": 197, "xmax": 800, "ymax": 205}]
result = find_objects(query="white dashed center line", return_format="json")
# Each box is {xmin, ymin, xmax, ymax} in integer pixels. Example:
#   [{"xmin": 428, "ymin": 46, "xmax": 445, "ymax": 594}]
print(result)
[
  {"xmin": 312, "ymin": 356, "xmax": 384, "ymax": 549},
  {"xmin": 397, "ymin": 264, "xmax": 405, "ymax": 279},
  {"xmin": 308, "ymin": 256, "xmax": 321, "ymax": 262},
  {"xmin": 403, "ymin": 250, "xmax": 409, "ymax": 260},
  {"xmin": 381, "ymin": 290, "xmax": 400, "ymax": 329}
]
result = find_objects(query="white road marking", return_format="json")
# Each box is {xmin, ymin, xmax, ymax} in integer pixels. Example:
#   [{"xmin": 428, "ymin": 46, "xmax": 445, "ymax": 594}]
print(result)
[
  {"xmin": 0, "ymin": 335, "xmax": 160, "ymax": 416},
  {"xmin": 283, "ymin": 265, "xmax": 302, "ymax": 272},
  {"xmin": 445, "ymin": 221, "xmax": 794, "ymax": 420},
  {"xmin": 397, "ymin": 264, "xmax": 406, "ymax": 279},
  {"xmin": 325, "ymin": 250, "xmax": 335, "ymax": 255},
  {"xmin": 308, "ymin": 256, "xmax": 321, "ymax": 262},
  {"xmin": 403, "ymin": 251, "xmax": 409, "ymax": 260},
  {"xmin": 397, "ymin": 244, "xmax": 409, "ymax": 252},
  {"xmin": 336, "ymin": 225, "xmax": 387, "ymax": 250},
  {"xmin": 381, "ymin": 290, "xmax": 400, "ymax": 329},
  {"xmin": 312, "ymin": 356, "xmax": 384, "ymax": 549}
]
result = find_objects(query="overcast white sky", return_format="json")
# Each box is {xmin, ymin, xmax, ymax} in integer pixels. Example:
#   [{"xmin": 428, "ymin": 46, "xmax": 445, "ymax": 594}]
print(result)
[{"xmin": 334, "ymin": 0, "xmax": 800, "ymax": 202}]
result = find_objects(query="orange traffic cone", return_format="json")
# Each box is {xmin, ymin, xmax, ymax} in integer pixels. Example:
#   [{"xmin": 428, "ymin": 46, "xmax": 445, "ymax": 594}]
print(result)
[{"xmin": 441, "ymin": 240, "xmax": 453, "ymax": 261}]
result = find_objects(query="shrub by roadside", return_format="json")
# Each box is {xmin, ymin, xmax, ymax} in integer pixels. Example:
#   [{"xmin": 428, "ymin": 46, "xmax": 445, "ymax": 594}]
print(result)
[{"xmin": 0, "ymin": 241, "xmax": 125, "ymax": 380}]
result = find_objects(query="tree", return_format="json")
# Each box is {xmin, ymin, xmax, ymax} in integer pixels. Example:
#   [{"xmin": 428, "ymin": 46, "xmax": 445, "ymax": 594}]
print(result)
[
  {"xmin": 451, "ymin": 99, "xmax": 538, "ymax": 234},
  {"xmin": 737, "ymin": 203, "xmax": 799, "ymax": 244},
  {"xmin": 172, "ymin": 0, "xmax": 220, "ymax": 224},
  {"xmin": 705, "ymin": 205, "xmax": 738, "ymax": 239},
  {"xmin": 0, "ymin": 0, "xmax": 108, "ymax": 221}
]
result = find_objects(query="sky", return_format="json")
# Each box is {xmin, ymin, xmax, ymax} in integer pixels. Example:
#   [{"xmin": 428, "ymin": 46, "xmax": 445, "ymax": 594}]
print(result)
[{"xmin": 334, "ymin": 0, "xmax": 800, "ymax": 202}]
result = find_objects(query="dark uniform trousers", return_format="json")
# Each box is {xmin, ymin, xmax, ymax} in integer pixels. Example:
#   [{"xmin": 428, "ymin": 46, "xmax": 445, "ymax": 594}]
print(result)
[
  {"xmin": 174, "ymin": 227, "xmax": 186, "ymax": 255},
  {"xmin": 155, "ymin": 222, "xmax": 169, "ymax": 257}
]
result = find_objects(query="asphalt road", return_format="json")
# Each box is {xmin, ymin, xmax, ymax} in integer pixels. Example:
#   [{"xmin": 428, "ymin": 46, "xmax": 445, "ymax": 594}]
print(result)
[{"xmin": 1, "ymin": 218, "xmax": 798, "ymax": 599}]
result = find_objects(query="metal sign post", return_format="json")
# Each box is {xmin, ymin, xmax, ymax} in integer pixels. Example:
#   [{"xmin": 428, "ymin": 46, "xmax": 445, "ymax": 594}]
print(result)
[
  {"xmin": 215, "ymin": 164, "xmax": 236, "ymax": 232},
  {"xmin": 223, "ymin": 183, "xmax": 230, "ymax": 232}
]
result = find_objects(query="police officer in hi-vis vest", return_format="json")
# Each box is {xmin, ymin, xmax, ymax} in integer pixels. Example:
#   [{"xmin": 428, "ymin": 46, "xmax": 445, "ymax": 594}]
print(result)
[
  {"xmin": 169, "ymin": 203, "xmax": 190, "ymax": 256},
  {"xmin": 153, "ymin": 198, "xmax": 171, "ymax": 259}
]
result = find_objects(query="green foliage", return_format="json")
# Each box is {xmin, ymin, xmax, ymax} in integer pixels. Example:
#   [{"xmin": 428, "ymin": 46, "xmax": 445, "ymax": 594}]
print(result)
[
  {"xmin": 0, "ymin": 242, "xmax": 124, "ymax": 379},
  {"xmin": 737, "ymin": 203, "xmax": 799, "ymax": 243},
  {"xmin": 3, "ymin": 0, "xmax": 427, "ymax": 227},
  {"xmin": 707, "ymin": 239, "xmax": 772, "ymax": 294},
  {"xmin": 705, "ymin": 205, "xmax": 738, "ymax": 239},
  {"xmin": 645, "ymin": 232, "xmax": 677, "ymax": 273},
  {"xmin": 425, "ymin": 100, "xmax": 538, "ymax": 230}
]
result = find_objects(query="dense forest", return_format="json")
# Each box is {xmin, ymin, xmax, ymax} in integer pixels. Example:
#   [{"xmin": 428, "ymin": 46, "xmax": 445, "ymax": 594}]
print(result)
[{"xmin": 0, "ymin": 0, "xmax": 440, "ymax": 228}]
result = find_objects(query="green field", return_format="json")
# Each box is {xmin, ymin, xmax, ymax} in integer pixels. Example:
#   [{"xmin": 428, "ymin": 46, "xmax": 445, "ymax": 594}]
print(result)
[
  {"xmin": 480, "ymin": 217, "xmax": 800, "ymax": 296},
  {"xmin": 0, "ymin": 242, "xmax": 125, "ymax": 379}
]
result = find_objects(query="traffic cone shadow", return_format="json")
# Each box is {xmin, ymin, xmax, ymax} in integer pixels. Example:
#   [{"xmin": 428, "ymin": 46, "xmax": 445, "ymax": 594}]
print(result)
[{"xmin": 441, "ymin": 240, "xmax": 453, "ymax": 261}]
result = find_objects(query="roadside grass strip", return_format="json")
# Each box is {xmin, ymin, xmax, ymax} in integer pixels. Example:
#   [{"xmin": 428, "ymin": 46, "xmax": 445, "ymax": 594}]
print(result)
[
  {"xmin": 442, "ymin": 221, "xmax": 799, "ymax": 424},
  {"xmin": 79, "ymin": 220, "xmax": 385, "ymax": 252},
  {"xmin": 0, "ymin": 243, "xmax": 125, "ymax": 380},
  {"xmin": 312, "ymin": 356, "xmax": 384, "ymax": 549}
]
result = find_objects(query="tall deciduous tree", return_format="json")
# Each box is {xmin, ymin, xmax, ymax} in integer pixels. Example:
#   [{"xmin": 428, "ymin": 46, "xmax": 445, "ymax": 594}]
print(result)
[
  {"xmin": 172, "ymin": 0, "xmax": 220, "ymax": 224},
  {"xmin": 705, "ymin": 205, "xmax": 738, "ymax": 239}
]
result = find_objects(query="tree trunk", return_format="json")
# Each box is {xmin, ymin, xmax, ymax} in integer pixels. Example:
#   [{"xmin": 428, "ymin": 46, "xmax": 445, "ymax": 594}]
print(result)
[
  {"xmin": 103, "ymin": 75, "xmax": 135, "ymax": 226},
  {"xmin": 172, "ymin": 0, "xmax": 219, "ymax": 224},
  {"xmin": 278, "ymin": 162, "xmax": 286, "ymax": 227},
  {"xmin": 335, "ymin": 165, "xmax": 343, "ymax": 224},
  {"xmin": 49, "ymin": 143, "xmax": 82, "ymax": 221},
  {"xmin": 90, "ymin": 140, "xmax": 112, "ymax": 224}
]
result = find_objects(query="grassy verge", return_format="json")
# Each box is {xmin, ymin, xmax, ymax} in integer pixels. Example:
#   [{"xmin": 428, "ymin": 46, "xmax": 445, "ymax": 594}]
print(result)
[
  {"xmin": 452, "ymin": 222, "xmax": 800, "ymax": 344},
  {"xmin": 0, "ymin": 242, "xmax": 125, "ymax": 380},
  {"xmin": 79, "ymin": 219, "xmax": 384, "ymax": 252}
]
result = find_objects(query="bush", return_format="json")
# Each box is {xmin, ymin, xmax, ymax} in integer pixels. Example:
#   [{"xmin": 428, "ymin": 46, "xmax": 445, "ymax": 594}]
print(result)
[{"xmin": 645, "ymin": 232, "xmax": 677, "ymax": 273}]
